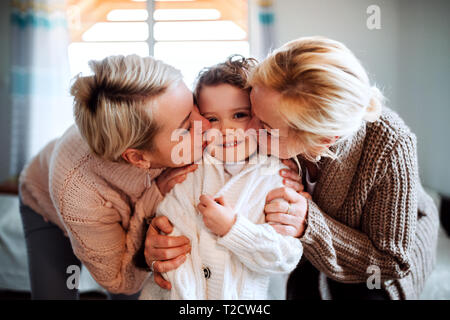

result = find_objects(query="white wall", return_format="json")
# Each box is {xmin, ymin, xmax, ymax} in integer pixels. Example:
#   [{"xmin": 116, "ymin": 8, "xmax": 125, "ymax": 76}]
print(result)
[
  {"xmin": 268, "ymin": 0, "xmax": 450, "ymax": 196},
  {"xmin": 396, "ymin": 0, "xmax": 450, "ymax": 197},
  {"xmin": 272, "ymin": 0, "xmax": 400, "ymax": 109}
]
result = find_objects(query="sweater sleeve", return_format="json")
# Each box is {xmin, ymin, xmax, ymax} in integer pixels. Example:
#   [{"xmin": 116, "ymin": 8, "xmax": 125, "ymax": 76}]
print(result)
[
  {"xmin": 60, "ymin": 179, "xmax": 164, "ymax": 294},
  {"xmin": 300, "ymin": 134, "xmax": 418, "ymax": 282},
  {"xmin": 217, "ymin": 214, "xmax": 303, "ymax": 275}
]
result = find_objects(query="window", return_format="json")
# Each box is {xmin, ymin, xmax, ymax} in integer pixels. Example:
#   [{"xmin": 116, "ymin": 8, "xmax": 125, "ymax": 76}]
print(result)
[
  {"xmin": 152, "ymin": 0, "xmax": 249, "ymax": 87},
  {"xmin": 67, "ymin": 0, "xmax": 149, "ymax": 77},
  {"xmin": 67, "ymin": 0, "xmax": 249, "ymax": 88}
]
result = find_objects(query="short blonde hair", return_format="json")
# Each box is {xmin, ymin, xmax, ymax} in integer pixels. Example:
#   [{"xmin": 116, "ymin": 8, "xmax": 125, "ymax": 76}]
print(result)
[
  {"xmin": 249, "ymin": 36, "xmax": 384, "ymax": 161},
  {"xmin": 71, "ymin": 54, "xmax": 182, "ymax": 161}
]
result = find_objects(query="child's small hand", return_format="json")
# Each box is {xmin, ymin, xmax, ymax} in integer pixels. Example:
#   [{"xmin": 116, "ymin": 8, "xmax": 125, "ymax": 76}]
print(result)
[{"xmin": 197, "ymin": 194, "xmax": 237, "ymax": 237}]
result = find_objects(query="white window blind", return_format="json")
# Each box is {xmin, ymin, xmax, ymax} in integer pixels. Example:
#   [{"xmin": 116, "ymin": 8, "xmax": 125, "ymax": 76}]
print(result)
[{"xmin": 67, "ymin": 0, "xmax": 249, "ymax": 88}]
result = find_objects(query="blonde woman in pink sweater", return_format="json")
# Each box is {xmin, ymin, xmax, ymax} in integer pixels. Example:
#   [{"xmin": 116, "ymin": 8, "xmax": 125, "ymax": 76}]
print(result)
[{"xmin": 18, "ymin": 54, "xmax": 213, "ymax": 299}]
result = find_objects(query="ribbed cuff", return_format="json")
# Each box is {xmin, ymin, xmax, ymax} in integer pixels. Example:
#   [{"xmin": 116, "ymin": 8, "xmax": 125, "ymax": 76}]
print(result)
[
  {"xmin": 299, "ymin": 199, "xmax": 322, "ymax": 245},
  {"xmin": 217, "ymin": 214, "xmax": 260, "ymax": 254}
]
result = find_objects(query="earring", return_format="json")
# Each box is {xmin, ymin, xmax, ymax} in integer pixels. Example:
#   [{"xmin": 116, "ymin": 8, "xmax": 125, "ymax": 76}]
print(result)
[
  {"xmin": 144, "ymin": 167, "xmax": 152, "ymax": 189},
  {"xmin": 315, "ymin": 155, "xmax": 321, "ymax": 162}
]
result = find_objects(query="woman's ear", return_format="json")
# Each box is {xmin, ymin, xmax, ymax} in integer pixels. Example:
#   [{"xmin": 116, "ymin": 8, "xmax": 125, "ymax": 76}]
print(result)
[{"xmin": 121, "ymin": 148, "xmax": 151, "ymax": 169}]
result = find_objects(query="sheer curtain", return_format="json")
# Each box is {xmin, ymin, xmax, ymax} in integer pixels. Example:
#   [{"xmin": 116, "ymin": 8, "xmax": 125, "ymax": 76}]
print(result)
[
  {"xmin": 10, "ymin": 0, "xmax": 73, "ymax": 177},
  {"xmin": 250, "ymin": 0, "xmax": 277, "ymax": 61}
]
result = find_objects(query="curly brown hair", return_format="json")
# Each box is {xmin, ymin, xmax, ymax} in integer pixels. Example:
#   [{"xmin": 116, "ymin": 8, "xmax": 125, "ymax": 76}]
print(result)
[{"xmin": 193, "ymin": 54, "xmax": 258, "ymax": 103}]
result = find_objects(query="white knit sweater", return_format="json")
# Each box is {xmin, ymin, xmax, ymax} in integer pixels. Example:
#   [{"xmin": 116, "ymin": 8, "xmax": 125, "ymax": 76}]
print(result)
[{"xmin": 140, "ymin": 152, "xmax": 303, "ymax": 300}]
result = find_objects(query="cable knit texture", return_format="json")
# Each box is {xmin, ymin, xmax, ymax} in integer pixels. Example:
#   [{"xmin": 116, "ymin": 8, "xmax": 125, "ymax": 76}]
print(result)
[
  {"xmin": 139, "ymin": 152, "xmax": 303, "ymax": 300},
  {"xmin": 298, "ymin": 107, "xmax": 439, "ymax": 300},
  {"xmin": 18, "ymin": 107, "xmax": 438, "ymax": 299},
  {"xmin": 19, "ymin": 125, "xmax": 164, "ymax": 294}
]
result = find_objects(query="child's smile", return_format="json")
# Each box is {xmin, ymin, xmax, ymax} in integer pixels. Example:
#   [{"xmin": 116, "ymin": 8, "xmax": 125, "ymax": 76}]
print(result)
[{"xmin": 198, "ymin": 83, "xmax": 257, "ymax": 163}]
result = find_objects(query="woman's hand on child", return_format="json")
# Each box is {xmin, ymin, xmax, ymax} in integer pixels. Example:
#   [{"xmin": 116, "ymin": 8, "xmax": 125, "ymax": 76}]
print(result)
[
  {"xmin": 197, "ymin": 195, "xmax": 237, "ymax": 237},
  {"xmin": 144, "ymin": 216, "xmax": 191, "ymax": 290},
  {"xmin": 156, "ymin": 164, "xmax": 198, "ymax": 196},
  {"xmin": 279, "ymin": 159, "xmax": 304, "ymax": 192},
  {"xmin": 264, "ymin": 187, "xmax": 309, "ymax": 238},
  {"xmin": 279, "ymin": 159, "xmax": 313, "ymax": 200}
]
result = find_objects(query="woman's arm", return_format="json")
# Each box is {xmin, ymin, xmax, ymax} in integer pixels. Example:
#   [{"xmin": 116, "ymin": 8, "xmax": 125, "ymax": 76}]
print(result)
[
  {"xmin": 60, "ymin": 180, "xmax": 164, "ymax": 295},
  {"xmin": 270, "ymin": 134, "xmax": 419, "ymax": 282}
]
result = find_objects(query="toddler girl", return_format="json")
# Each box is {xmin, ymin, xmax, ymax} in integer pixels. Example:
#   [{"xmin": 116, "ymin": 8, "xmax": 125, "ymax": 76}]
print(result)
[{"xmin": 140, "ymin": 56, "xmax": 303, "ymax": 300}]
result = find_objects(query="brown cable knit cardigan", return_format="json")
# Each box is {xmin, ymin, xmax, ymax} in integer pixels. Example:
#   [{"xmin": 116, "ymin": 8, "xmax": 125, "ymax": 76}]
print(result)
[{"xmin": 298, "ymin": 107, "xmax": 439, "ymax": 299}]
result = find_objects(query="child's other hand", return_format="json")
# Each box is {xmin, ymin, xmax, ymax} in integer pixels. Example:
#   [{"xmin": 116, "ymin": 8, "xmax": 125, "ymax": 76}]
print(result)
[{"xmin": 197, "ymin": 194, "xmax": 237, "ymax": 237}]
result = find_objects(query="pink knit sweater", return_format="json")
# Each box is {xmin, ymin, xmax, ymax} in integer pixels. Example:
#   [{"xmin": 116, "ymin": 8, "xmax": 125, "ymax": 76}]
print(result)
[{"xmin": 19, "ymin": 125, "xmax": 164, "ymax": 294}]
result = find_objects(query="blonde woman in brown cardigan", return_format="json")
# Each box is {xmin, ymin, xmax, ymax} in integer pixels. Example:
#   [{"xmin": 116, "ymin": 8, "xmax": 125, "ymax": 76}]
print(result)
[{"xmin": 149, "ymin": 37, "xmax": 439, "ymax": 299}]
